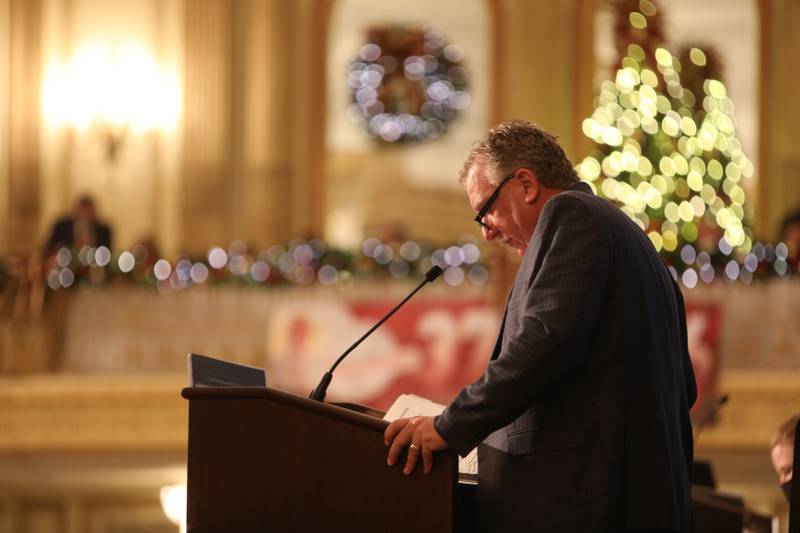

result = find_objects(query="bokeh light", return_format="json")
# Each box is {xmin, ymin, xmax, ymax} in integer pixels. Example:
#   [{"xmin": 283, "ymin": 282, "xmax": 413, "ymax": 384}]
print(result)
[
  {"xmin": 118, "ymin": 251, "xmax": 135, "ymax": 273},
  {"xmin": 154, "ymin": 259, "xmax": 172, "ymax": 281},
  {"xmin": 578, "ymin": 14, "xmax": 755, "ymax": 286},
  {"xmin": 348, "ymin": 27, "xmax": 469, "ymax": 143},
  {"xmin": 208, "ymin": 247, "xmax": 228, "ymax": 269}
]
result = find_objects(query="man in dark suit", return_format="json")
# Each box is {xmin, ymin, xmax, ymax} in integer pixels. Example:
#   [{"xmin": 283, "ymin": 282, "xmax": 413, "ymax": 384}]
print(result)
[
  {"xmin": 46, "ymin": 195, "xmax": 112, "ymax": 253},
  {"xmin": 385, "ymin": 120, "xmax": 696, "ymax": 532}
]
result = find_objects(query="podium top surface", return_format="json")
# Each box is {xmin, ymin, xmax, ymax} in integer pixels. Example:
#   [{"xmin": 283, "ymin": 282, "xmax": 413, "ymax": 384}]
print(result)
[{"xmin": 181, "ymin": 386, "xmax": 389, "ymax": 433}]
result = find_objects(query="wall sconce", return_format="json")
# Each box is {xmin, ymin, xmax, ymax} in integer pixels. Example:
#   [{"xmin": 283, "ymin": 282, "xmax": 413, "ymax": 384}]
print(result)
[
  {"xmin": 43, "ymin": 39, "xmax": 181, "ymax": 164},
  {"xmin": 160, "ymin": 484, "xmax": 187, "ymax": 533}
]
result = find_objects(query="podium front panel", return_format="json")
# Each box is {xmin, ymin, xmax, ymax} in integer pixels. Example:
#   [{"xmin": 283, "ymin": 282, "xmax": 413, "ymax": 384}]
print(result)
[{"xmin": 183, "ymin": 387, "xmax": 456, "ymax": 532}]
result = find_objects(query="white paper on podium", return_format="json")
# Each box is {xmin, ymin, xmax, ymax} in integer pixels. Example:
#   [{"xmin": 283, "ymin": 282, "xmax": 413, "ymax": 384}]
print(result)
[{"xmin": 383, "ymin": 394, "xmax": 477, "ymax": 475}]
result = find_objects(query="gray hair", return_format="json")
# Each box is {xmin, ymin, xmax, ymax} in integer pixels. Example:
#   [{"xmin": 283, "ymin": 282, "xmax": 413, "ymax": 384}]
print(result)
[{"xmin": 459, "ymin": 119, "xmax": 580, "ymax": 188}]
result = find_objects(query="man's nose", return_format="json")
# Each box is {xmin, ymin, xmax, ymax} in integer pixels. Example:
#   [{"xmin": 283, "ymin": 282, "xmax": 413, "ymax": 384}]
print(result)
[{"xmin": 482, "ymin": 226, "xmax": 497, "ymax": 241}]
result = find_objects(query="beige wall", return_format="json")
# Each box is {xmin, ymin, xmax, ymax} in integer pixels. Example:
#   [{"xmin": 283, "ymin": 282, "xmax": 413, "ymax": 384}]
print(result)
[
  {"xmin": 493, "ymin": 0, "xmax": 594, "ymax": 161},
  {"xmin": 2, "ymin": 0, "xmax": 796, "ymax": 256},
  {"xmin": 761, "ymin": 0, "xmax": 800, "ymax": 240},
  {"xmin": 0, "ymin": 0, "xmax": 322, "ymax": 257},
  {"xmin": 34, "ymin": 0, "xmax": 184, "ymax": 256},
  {"xmin": 0, "ymin": 0, "xmax": 595, "ymax": 257},
  {"xmin": 174, "ymin": 0, "xmax": 325, "ymax": 253},
  {"xmin": 323, "ymin": 0, "xmax": 490, "ymax": 247}
]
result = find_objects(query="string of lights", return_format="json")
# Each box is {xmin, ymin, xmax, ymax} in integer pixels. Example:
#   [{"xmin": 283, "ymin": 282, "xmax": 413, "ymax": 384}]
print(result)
[
  {"xmin": 346, "ymin": 25, "xmax": 470, "ymax": 143},
  {"xmin": 576, "ymin": 0, "xmax": 769, "ymax": 284},
  {"xmin": 36, "ymin": 234, "xmax": 800, "ymax": 295},
  {"xmin": 42, "ymin": 238, "xmax": 491, "ymax": 293}
]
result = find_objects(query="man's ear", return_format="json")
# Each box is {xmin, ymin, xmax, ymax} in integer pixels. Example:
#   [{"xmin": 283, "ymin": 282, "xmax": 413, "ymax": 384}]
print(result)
[{"xmin": 519, "ymin": 169, "xmax": 540, "ymax": 204}]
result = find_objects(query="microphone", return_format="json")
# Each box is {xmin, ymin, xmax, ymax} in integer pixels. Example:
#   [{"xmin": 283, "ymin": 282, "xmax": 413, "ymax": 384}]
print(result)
[{"xmin": 308, "ymin": 265, "xmax": 443, "ymax": 402}]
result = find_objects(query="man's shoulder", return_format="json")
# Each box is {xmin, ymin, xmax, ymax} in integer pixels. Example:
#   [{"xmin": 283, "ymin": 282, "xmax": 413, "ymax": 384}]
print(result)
[
  {"xmin": 523, "ymin": 187, "xmax": 610, "ymax": 266},
  {"xmin": 51, "ymin": 217, "xmax": 74, "ymax": 232},
  {"xmin": 557, "ymin": 184, "xmax": 610, "ymax": 208},
  {"xmin": 541, "ymin": 185, "xmax": 612, "ymax": 224},
  {"xmin": 549, "ymin": 185, "xmax": 639, "ymax": 228}
]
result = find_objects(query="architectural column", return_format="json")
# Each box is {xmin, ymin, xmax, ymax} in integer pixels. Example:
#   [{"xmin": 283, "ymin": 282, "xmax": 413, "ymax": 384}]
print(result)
[
  {"xmin": 181, "ymin": 0, "xmax": 326, "ymax": 251},
  {"xmin": 288, "ymin": 0, "xmax": 330, "ymax": 241},
  {"xmin": 6, "ymin": 0, "xmax": 42, "ymax": 254},
  {"xmin": 759, "ymin": 0, "xmax": 800, "ymax": 240},
  {"xmin": 487, "ymin": 0, "xmax": 594, "ymax": 301},
  {"xmin": 152, "ymin": 0, "xmax": 184, "ymax": 257},
  {"xmin": 492, "ymin": 0, "xmax": 593, "ymax": 162},
  {"xmin": 0, "ymin": 0, "xmax": 9, "ymax": 256},
  {"xmin": 571, "ymin": 0, "xmax": 599, "ymax": 160},
  {"xmin": 181, "ymin": 0, "xmax": 233, "ymax": 253},
  {"xmin": 232, "ymin": 0, "xmax": 299, "ymax": 248}
]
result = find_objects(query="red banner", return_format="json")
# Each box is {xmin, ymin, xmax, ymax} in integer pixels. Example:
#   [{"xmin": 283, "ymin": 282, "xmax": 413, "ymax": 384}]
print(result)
[{"xmin": 269, "ymin": 298, "xmax": 720, "ymax": 412}]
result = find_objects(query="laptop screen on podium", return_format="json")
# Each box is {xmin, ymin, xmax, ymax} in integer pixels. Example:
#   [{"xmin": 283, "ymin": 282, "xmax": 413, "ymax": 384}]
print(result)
[{"xmin": 188, "ymin": 353, "xmax": 267, "ymax": 387}]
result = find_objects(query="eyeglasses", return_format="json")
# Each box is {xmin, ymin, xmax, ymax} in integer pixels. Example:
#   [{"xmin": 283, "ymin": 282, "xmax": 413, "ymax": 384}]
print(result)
[{"xmin": 473, "ymin": 173, "xmax": 514, "ymax": 230}]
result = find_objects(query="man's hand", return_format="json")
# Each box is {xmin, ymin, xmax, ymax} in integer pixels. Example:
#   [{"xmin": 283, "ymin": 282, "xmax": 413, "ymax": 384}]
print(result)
[{"xmin": 384, "ymin": 416, "xmax": 448, "ymax": 475}]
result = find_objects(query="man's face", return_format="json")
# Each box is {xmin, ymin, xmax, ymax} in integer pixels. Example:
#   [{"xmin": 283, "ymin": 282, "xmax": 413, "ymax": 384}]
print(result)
[
  {"xmin": 771, "ymin": 441, "xmax": 793, "ymax": 484},
  {"xmin": 465, "ymin": 158, "xmax": 538, "ymax": 257}
]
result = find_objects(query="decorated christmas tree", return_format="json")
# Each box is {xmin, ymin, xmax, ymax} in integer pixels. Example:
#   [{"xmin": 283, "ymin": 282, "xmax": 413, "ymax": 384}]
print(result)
[{"xmin": 576, "ymin": 0, "xmax": 756, "ymax": 284}]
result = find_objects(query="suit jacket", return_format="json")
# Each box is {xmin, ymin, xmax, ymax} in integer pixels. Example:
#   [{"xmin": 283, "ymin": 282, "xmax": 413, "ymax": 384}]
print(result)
[
  {"xmin": 436, "ymin": 182, "xmax": 696, "ymax": 532},
  {"xmin": 46, "ymin": 217, "xmax": 113, "ymax": 252}
]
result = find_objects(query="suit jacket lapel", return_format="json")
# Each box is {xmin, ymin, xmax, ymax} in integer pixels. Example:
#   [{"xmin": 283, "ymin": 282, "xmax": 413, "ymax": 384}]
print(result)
[{"xmin": 490, "ymin": 287, "xmax": 514, "ymax": 360}]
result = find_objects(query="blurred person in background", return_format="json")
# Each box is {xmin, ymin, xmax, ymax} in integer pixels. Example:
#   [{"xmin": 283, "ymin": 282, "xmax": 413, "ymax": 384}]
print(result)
[
  {"xmin": 779, "ymin": 210, "xmax": 800, "ymax": 272},
  {"xmin": 771, "ymin": 414, "xmax": 799, "ymax": 502},
  {"xmin": 45, "ymin": 195, "xmax": 112, "ymax": 254}
]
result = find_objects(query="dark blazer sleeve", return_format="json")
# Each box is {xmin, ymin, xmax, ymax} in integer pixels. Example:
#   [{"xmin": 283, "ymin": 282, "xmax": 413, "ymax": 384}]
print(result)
[
  {"xmin": 672, "ymin": 275, "xmax": 698, "ymax": 482},
  {"xmin": 436, "ymin": 194, "xmax": 611, "ymax": 456},
  {"xmin": 672, "ymin": 277, "xmax": 697, "ymax": 409}
]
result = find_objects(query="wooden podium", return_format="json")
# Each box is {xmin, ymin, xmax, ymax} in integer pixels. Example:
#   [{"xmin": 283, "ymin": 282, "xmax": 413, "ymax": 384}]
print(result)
[{"xmin": 181, "ymin": 387, "xmax": 458, "ymax": 532}]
